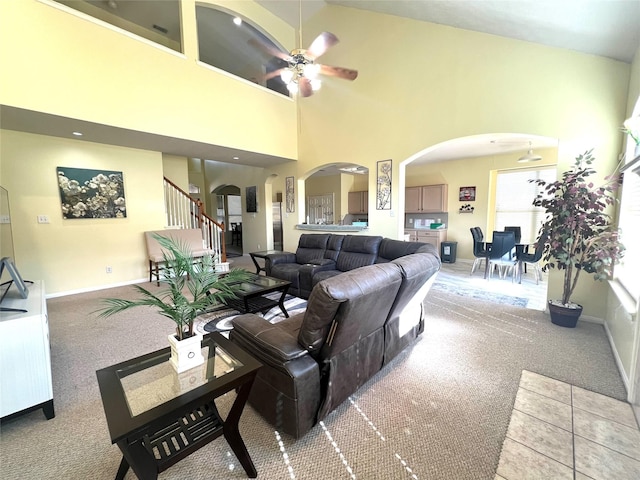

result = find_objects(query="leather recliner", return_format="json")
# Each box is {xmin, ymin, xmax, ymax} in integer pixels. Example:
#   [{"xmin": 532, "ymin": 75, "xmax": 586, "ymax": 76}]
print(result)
[
  {"xmin": 229, "ymin": 250, "xmax": 441, "ymax": 438},
  {"xmin": 266, "ymin": 234, "xmax": 336, "ymax": 297}
]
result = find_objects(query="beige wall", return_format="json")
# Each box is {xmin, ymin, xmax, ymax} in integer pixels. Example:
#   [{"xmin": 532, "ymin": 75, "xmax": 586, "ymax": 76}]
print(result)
[
  {"xmin": 279, "ymin": 4, "xmax": 630, "ymax": 320},
  {"xmin": 0, "ymin": 0, "xmax": 298, "ymax": 161},
  {"xmin": 162, "ymin": 155, "xmax": 189, "ymax": 192},
  {"xmin": 0, "ymin": 130, "xmax": 166, "ymax": 294}
]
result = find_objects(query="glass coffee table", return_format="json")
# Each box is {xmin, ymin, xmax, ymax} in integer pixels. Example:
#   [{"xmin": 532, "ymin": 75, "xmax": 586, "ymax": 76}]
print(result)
[
  {"xmin": 223, "ymin": 274, "xmax": 291, "ymax": 318},
  {"xmin": 96, "ymin": 332, "xmax": 262, "ymax": 480}
]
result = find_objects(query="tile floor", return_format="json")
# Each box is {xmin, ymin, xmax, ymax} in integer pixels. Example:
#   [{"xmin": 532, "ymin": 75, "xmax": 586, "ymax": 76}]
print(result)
[{"xmin": 496, "ymin": 370, "xmax": 640, "ymax": 480}]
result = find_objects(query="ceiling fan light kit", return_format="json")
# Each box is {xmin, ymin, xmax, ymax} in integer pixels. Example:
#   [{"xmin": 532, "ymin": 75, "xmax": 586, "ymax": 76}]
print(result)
[
  {"xmin": 518, "ymin": 141, "xmax": 542, "ymax": 163},
  {"xmin": 253, "ymin": 30, "xmax": 358, "ymax": 98}
]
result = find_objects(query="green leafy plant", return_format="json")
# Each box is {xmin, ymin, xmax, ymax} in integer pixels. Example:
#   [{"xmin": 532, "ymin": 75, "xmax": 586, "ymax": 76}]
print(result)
[
  {"xmin": 96, "ymin": 234, "xmax": 249, "ymax": 340},
  {"xmin": 530, "ymin": 149, "xmax": 625, "ymax": 306}
]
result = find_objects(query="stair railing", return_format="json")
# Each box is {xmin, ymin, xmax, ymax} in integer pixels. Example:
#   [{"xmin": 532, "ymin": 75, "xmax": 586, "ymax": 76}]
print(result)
[{"xmin": 163, "ymin": 177, "xmax": 226, "ymax": 262}]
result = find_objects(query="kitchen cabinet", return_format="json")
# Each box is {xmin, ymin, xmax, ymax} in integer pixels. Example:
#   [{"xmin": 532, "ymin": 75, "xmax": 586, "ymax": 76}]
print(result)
[
  {"xmin": 405, "ymin": 184, "xmax": 448, "ymax": 213},
  {"xmin": 405, "ymin": 229, "xmax": 448, "ymax": 253},
  {"xmin": 348, "ymin": 191, "xmax": 368, "ymax": 214}
]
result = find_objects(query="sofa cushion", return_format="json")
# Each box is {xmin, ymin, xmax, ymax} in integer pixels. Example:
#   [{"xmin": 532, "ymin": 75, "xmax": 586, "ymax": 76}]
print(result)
[
  {"xmin": 299, "ymin": 262, "xmax": 402, "ymax": 359},
  {"xmin": 324, "ymin": 235, "xmax": 345, "ymax": 262},
  {"xmin": 295, "ymin": 234, "xmax": 331, "ymax": 264},
  {"xmin": 335, "ymin": 235, "xmax": 382, "ymax": 272},
  {"xmin": 231, "ymin": 314, "xmax": 307, "ymax": 363},
  {"xmin": 376, "ymin": 238, "xmax": 436, "ymax": 262}
]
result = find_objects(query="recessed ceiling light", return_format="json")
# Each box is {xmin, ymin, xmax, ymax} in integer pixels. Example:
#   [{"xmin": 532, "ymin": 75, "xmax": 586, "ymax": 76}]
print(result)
[
  {"xmin": 232, "ymin": 156, "xmax": 239, "ymax": 160},
  {"xmin": 233, "ymin": 17, "xmax": 242, "ymax": 26},
  {"xmin": 72, "ymin": 131, "xmax": 83, "ymax": 136}
]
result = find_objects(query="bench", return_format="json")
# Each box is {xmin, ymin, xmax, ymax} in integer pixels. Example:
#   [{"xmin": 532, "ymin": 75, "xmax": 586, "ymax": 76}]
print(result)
[{"xmin": 144, "ymin": 229, "xmax": 215, "ymax": 285}]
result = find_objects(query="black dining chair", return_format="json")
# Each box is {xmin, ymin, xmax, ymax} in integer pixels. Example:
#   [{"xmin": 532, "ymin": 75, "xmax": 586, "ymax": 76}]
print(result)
[
  {"xmin": 518, "ymin": 230, "xmax": 548, "ymax": 284},
  {"xmin": 485, "ymin": 230, "xmax": 518, "ymax": 280},
  {"xmin": 470, "ymin": 227, "xmax": 490, "ymax": 275},
  {"xmin": 504, "ymin": 226, "xmax": 522, "ymax": 244},
  {"xmin": 231, "ymin": 223, "xmax": 243, "ymax": 246}
]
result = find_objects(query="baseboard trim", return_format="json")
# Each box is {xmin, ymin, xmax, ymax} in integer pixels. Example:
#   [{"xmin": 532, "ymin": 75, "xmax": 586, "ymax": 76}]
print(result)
[
  {"xmin": 603, "ymin": 320, "xmax": 631, "ymax": 397},
  {"xmin": 45, "ymin": 278, "xmax": 148, "ymax": 299}
]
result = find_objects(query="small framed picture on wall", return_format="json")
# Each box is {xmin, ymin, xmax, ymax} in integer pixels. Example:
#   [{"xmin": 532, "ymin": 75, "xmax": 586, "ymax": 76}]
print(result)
[{"xmin": 459, "ymin": 186, "xmax": 476, "ymax": 201}]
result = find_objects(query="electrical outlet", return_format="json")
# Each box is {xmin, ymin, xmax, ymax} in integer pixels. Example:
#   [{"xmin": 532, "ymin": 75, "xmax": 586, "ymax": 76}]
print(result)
[
  {"xmin": 409, "ymin": 218, "xmax": 413, "ymax": 224},
  {"xmin": 257, "ymin": 244, "xmax": 261, "ymax": 249},
  {"xmin": 37, "ymin": 215, "xmax": 50, "ymax": 224},
  {"xmin": 390, "ymin": 210, "xmax": 395, "ymax": 217},
  {"xmin": 106, "ymin": 266, "xmax": 112, "ymax": 274}
]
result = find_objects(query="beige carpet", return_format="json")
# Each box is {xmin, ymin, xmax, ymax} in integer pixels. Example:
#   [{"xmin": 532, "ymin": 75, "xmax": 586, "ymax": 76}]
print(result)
[{"xmin": 0, "ymin": 282, "xmax": 627, "ymax": 479}]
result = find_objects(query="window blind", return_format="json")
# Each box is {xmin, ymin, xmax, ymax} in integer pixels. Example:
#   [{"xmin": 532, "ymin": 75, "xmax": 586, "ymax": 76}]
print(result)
[
  {"xmin": 615, "ymin": 148, "xmax": 640, "ymax": 299},
  {"xmin": 495, "ymin": 167, "xmax": 556, "ymax": 243}
]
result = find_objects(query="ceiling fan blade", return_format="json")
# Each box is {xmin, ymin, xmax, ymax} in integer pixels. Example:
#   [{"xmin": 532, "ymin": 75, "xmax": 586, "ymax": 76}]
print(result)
[
  {"xmin": 306, "ymin": 32, "xmax": 339, "ymax": 60},
  {"xmin": 319, "ymin": 64, "xmax": 359, "ymax": 81},
  {"xmin": 248, "ymin": 38, "xmax": 291, "ymax": 61},
  {"xmin": 263, "ymin": 68, "xmax": 286, "ymax": 81},
  {"xmin": 298, "ymin": 77, "xmax": 314, "ymax": 97}
]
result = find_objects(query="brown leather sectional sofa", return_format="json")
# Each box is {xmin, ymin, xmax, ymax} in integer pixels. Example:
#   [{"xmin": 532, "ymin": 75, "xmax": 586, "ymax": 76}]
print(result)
[{"xmin": 229, "ymin": 234, "xmax": 441, "ymax": 438}]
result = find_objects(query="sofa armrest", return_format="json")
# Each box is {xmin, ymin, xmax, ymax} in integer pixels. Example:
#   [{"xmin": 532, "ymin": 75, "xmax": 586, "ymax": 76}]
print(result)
[
  {"xmin": 231, "ymin": 314, "xmax": 309, "ymax": 363},
  {"xmin": 308, "ymin": 258, "xmax": 335, "ymax": 267},
  {"xmin": 266, "ymin": 252, "xmax": 297, "ymax": 267}
]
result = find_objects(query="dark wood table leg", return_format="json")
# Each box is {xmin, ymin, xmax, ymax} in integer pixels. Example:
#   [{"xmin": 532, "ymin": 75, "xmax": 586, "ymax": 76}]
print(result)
[
  {"xmin": 223, "ymin": 377, "xmax": 258, "ymax": 478},
  {"xmin": 117, "ymin": 439, "xmax": 158, "ymax": 480},
  {"xmin": 115, "ymin": 456, "xmax": 130, "ymax": 480},
  {"xmin": 250, "ymin": 254, "xmax": 262, "ymax": 275},
  {"xmin": 278, "ymin": 286, "xmax": 290, "ymax": 318}
]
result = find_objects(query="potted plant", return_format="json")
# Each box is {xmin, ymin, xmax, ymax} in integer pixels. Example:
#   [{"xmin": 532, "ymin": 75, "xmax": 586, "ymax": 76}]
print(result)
[
  {"xmin": 96, "ymin": 234, "xmax": 249, "ymax": 372},
  {"xmin": 531, "ymin": 149, "xmax": 625, "ymax": 327}
]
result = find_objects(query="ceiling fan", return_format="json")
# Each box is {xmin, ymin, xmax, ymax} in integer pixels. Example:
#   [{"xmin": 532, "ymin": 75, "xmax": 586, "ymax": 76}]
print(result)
[{"xmin": 249, "ymin": 15, "xmax": 358, "ymax": 97}]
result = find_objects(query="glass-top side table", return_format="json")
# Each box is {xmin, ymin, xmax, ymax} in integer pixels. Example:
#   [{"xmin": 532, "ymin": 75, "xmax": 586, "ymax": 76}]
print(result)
[
  {"xmin": 97, "ymin": 332, "xmax": 261, "ymax": 480},
  {"xmin": 118, "ymin": 343, "xmax": 242, "ymax": 417}
]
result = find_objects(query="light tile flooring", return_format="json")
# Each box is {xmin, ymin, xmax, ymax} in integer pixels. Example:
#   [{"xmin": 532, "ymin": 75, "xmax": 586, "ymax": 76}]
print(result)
[{"xmin": 496, "ymin": 370, "xmax": 640, "ymax": 480}]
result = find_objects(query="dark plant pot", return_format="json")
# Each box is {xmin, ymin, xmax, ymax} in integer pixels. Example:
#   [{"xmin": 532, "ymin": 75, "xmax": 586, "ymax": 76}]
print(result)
[{"xmin": 548, "ymin": 301, "xmax": 583, "ymax": 328}]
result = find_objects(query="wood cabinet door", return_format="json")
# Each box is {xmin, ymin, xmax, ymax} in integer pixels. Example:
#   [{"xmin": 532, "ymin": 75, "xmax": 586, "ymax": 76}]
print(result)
[
  {"xmin": 421, "ymin": 185, "xmax": 448, "ymax": 212},
  {"xmin": 348, "ymin": 191, "xmax": 368, "ymax": 213},
  {"xmin": 405, "ymin": 187, "xmax": 422, "ymax": 213}
]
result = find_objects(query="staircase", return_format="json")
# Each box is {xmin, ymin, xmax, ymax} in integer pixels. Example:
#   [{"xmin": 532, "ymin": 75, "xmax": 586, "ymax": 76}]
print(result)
[{"xmin": 163, "ymin": 177, "xmax": 226, "ymax": 262}]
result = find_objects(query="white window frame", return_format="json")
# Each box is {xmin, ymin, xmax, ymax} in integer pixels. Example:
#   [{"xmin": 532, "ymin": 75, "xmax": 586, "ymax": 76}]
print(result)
[{"xmin": 494, "ymin": 166, "xmax": 556, "ymax": 244}]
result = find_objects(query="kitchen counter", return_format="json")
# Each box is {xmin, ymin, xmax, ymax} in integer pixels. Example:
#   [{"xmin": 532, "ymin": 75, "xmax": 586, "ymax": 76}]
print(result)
[{"xmin": 296, "ymin": 224, "xmax": 369, "ymax": 232}]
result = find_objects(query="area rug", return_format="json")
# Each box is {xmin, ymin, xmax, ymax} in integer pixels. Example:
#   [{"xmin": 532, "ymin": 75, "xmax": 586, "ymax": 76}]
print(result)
[
  {"xmin": 430, "ymin": 279, "xmax": 528, "ymax": 307},
  {"xmin": 193, "ymin": 293, "xmax": 307, "ymax": 334}
]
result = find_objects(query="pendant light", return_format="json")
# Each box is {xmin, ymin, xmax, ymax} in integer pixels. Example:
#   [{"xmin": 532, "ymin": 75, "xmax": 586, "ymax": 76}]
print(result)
[{"xmin": 518, "ymin": 141, "xmax": 542, "ymax": 163}]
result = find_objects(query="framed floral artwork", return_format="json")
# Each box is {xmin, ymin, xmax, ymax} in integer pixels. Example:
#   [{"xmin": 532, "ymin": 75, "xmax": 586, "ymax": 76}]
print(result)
[
  {"xmin": 285, "ymin": 176, "xmax": 295, "ymax": 213},
  {"xmin": 376, "ymin": 159, "xmax": 392, "ymax": 210},
  {"xmin": 57, "ymin": 167, "xmax": 126, "ymax": 219}
]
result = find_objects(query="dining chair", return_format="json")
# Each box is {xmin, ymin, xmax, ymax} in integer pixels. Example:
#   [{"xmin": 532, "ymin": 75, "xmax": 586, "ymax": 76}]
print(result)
[
  {"xmin": 231, "ymin": 223, "xmax": 243, "ymax": 246},
  {"xmin": 518, "ymin": 230, "xmax": 548, "ymax": 284},
  {"xmin": 504, "ymin": 226, "xmax": 522, "ymax": 244},
  {"xmin": 485, "ymin": 231, "xmax": 518, "ymax": 280},
  {"xmin": 470, "ymin": 227, "xmax": 490, "ymax": 275}
]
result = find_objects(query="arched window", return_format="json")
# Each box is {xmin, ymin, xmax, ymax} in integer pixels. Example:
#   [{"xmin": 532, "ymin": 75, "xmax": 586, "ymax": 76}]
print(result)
[{"xmin": 196, "ymin": 6, "xmax": 289, "ymax": 97}]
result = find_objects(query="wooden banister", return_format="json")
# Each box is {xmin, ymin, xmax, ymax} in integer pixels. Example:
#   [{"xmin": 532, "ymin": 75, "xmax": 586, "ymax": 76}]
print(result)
[{"xmin": 163, "ymin": 177, "xmax": 226, "ymax": 262}]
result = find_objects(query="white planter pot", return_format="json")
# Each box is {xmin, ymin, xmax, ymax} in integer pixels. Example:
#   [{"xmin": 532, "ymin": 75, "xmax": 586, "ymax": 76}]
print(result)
[{"xmin": 167, "ymin": 333, "xmax": 204, "ymax": 373}]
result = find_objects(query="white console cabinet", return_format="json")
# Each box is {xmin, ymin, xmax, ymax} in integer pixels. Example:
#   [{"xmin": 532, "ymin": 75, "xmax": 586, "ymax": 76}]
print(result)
[{"xmin": 0, "ymin": 280, "xmax": 54, "ymax": 420}]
